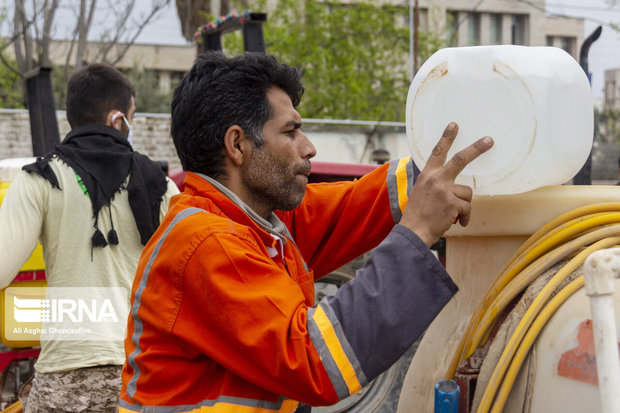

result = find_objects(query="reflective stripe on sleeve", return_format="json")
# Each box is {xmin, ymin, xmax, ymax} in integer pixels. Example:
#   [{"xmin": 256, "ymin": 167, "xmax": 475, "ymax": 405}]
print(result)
[
  {"xmin": 307, "ymin": 298, "xmax": 367, "ymax": 399},
  {"xmin": 386, "ymin": 158, "xmax": 414, "ymax": 223}
]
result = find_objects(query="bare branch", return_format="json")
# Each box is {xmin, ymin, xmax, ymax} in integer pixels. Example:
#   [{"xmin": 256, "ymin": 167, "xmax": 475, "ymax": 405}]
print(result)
[
  {"xmin": 31, "ymin": 0, "xmax": 40, "ymax": 50},
  {"xmin": 14, "ymin": 0, "xmax": 34, "ymax": 73},
  {"xmin": 7, "ymin": 0, "xmax": 170, "ymax": 80},
  {"xmin": 40, "ymin": 0, "xmax": 60, "ymax": 67},
  {"xmin": 75, "ymin": 0, "xmax": 94, "ymax": 70},
  {"xmin": 110, "ymin": 0, "xmax": 170, "ymax": 65},
  {"xmin": 97, "ymin": 0, "xmax": 138, "ymax": 62}
]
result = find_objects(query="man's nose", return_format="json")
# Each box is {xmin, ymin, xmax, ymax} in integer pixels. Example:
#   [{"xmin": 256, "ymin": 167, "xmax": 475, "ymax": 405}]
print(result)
[{"xmin": 299, "ymin": 131, "xmax": 316, "ymax": 160}]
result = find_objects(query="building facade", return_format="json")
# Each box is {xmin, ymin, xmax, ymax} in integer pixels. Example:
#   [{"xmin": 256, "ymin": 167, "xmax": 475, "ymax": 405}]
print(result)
[
  {"xmin": 408, "ymin": 0, "xmax": 583, "ymax": 58},
  {"xmin": 4, "ymin": 1, "xmax": 583, "ymax": 96},
  {"xmin": 2, "ymin": 1, "xmax": 594, "ymax": 176}
]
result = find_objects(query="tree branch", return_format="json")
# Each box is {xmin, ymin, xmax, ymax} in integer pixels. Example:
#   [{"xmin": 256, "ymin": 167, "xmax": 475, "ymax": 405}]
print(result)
[
  {"xmin": 40, "ymin": 0, "xmax": 60, "ymax": 67},
  {"xmin": 110, "ymin": 0, "xmax": 170, "ymax": 65}
]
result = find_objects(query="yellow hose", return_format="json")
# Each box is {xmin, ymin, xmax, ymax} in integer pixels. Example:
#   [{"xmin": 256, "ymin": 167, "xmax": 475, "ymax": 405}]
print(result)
[
  {"xmin": 502, "ymin": 212, "xmax": 620, "ymax": 275},
  {"xmin": 489, "ymin": 276, "xmax": 585, "ymax": 413},
  {"xmin": 466, "ymin": 224, "xmax": 620, "ymax": 357},
  {"xmin": 475, "ymin": 236, "xmax": 620, "ymax": 413},
  {"xmin": 505, "ymin": 203, "xmax": 620, "ymax": 265},
  {"xmin": 446, "ymin": 210, "xmax": 620, "ymax": 378},
  {"xmin": 0, "ymin": 401, "xmax": 23, "ymax": 413}
]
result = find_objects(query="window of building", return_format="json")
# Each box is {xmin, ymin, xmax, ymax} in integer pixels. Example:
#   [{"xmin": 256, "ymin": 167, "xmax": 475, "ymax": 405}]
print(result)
[
  {"xmin": 419, "ymin": 8, "xmax": 428, "ymax": 32},
  {"xmin": 489, "ymin": 13, "xmax": 502, "ymax": 45},
  {"xmin": 468, "ymin": 12, "xmax": 481, "ymax": 45},
  {"xmin": 560, "ymin": 36, "xmax": 575, "ymax": 56},
  {"xmin": 511, "ymin": 14, "xmax": 527, "ymax": 45},
  {"xmin": 605, "ymin": 81, "xmax": 615, "ymax": 106},
  {"xmin": 447, "ymin": 10, "xmax": 459, "ymax": 47},
  {"xmin": 546, "ymin": 35, "xmax": 554, "ymax": 47}
]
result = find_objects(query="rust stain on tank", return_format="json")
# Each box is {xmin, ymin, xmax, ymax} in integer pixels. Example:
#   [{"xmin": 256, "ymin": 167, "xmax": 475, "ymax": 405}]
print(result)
[
  {"xmin": 413, "ymin": 62, "xmax": 449, "ymax": 107},
  {"xmin": 427, "ymin": 62, "xmax": 449, "ymax": 80}
]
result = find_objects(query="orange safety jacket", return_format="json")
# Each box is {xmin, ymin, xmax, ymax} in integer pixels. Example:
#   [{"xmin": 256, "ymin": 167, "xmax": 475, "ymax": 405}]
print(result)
[{"xmin": 119, "ymin": 158, "xmax": 457, "ymax": 412}]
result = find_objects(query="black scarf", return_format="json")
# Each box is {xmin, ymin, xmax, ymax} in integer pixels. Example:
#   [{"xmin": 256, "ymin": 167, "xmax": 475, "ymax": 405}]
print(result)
[{"xmin": 23, "ymin": 124, "xmax": 168, "ymax": 249}]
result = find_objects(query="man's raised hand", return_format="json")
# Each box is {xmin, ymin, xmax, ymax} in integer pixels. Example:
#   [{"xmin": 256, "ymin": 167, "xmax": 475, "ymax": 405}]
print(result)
[{"xmin": 400, "ymin": 122, "xmax": 494, "ymax": 247}]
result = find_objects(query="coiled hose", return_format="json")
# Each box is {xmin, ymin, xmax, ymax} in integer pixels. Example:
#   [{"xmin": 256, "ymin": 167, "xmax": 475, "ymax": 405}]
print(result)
[{"xmin": 444, "ymin": 202, "xmax": 620, "ymax": 413}]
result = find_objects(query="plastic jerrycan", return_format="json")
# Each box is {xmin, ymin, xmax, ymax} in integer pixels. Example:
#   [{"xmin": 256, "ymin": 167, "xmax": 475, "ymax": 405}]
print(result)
[{"xmin": 406, "ymin": 45, "xmax": 594, "ymax": 196}]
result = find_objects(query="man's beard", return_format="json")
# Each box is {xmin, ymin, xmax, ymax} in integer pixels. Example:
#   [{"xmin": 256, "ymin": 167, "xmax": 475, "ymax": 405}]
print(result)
[{"xmin": 242, "ymin": 144, "xmax": 310, "ymax": 212}]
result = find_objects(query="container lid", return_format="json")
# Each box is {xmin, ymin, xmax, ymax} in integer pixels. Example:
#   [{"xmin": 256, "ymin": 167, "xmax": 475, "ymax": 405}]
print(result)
[{"xmin": 406, "ymin": 46, "xmax": 593, "ymax": 195}]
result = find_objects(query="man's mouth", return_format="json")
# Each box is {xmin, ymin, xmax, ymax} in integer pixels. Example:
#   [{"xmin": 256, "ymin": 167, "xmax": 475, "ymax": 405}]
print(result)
[{"xmin": 297, "ymin": 162, "xmax": 312, "ymax": 177}]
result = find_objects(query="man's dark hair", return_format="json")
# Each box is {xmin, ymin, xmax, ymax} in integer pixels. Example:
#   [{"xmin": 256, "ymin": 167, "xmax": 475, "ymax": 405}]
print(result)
[
  {"xmin": 66, "ymin": 63, "xmax": 135, "ymax": 128},
  {"xmin": 171, "ymin": 51, "xmax": 304, "ymax": 177}
]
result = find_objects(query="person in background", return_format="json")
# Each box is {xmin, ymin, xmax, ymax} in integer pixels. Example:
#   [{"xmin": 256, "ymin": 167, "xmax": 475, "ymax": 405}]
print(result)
[
  {"xmin": 119, "ymin": 51, "xmax": 493, "ymax": 412},
  {"xmin": 0, "ymin": 63, "xmax": 179, "ymax": 412}
]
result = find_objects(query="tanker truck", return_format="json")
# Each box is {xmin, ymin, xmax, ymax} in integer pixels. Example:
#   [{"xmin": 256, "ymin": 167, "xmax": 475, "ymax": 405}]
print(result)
[{"xmin": 397, "ymin": 186, "xmax": 620, "ymax": 413}]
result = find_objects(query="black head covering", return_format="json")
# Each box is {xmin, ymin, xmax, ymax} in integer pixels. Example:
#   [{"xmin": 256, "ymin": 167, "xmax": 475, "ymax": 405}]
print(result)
[{"xmin": 24, "ymin": 124, "xmax": 168, "ymax": 250}]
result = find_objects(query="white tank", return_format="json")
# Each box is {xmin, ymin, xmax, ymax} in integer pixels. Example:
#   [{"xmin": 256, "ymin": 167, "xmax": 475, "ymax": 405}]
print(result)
[
  {"xmin": 524, "ymin": 279, "xmax": 620, "ymax": 412},
  {"xmin": 406, "ymin": 45, "xmax": 593, "ymax": 196},
  {"xmin": 397, "ymin": 185, "xmax": 620, "ymax": 413}
]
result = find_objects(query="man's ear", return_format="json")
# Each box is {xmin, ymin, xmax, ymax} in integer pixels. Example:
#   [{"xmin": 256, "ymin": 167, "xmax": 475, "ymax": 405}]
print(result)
[
  {"xmin": 106, "ymin": 110, "xmax": 124, "ymax": 131},
  {"xmin": 223, "ymin": 125, "xmax": 250, "ymax": 167}
]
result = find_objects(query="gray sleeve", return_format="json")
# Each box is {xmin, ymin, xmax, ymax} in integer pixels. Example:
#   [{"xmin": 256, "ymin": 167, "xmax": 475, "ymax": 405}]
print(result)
[{"xmin": 324, "ymin": 224, "xmax": 457, "ymax": 381}]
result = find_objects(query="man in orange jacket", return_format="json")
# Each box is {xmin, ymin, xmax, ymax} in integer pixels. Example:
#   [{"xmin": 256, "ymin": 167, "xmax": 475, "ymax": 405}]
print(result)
[{"xmin": 119, "ymin": 51, "xmax": 493, "ymax": 412}]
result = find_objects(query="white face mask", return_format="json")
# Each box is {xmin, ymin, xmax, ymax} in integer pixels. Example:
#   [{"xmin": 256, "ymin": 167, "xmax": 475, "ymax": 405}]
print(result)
[
  {"xmin": 111, "ymin": 111, "xmax": 134, "ymax": 146},
  {"xmin": 122, "ymin": 116, "xmax": 134, "ymax": 146}
]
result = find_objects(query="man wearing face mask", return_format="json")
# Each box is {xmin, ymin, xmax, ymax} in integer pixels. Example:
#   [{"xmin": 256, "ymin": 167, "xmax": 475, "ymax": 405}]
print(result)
[{"xmin": 0, "ymin": 63, "xmax": 179, "ymax": 412}]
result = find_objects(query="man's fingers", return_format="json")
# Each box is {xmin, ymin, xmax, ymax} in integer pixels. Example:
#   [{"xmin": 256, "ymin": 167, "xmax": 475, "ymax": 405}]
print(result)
[
  {"xmin": 442, "ymin": 136, "xmax": 494, "ymax": 181},
  {"xmin": 451, "ymin": 196, "xmax": 472, "ymax": 227},
  {"xmin": 451, "ymin": 185, "xmax": 473, "ymax": 226},
  {"xmin": 453, "ymin": 184, "xmax": 473, "ymax": 203},
  {"xmin": 457, "ymin": 209, "xmax": 471, "ymax": 227},
  {"xmin": 425, "ymin": 122, "xmax": 459, "ymax": 170}
]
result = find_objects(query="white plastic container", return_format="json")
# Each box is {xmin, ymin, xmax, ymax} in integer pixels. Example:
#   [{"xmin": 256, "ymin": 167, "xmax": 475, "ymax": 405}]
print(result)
[{"xmin": 406, "ymin": 45, "xmax": 594, "ymax": 195}]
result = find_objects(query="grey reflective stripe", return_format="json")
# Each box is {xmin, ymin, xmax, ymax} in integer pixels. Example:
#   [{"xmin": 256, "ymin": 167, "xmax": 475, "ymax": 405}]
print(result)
[
  {"xmin": 405, "ymin": 158, "xmax": 414, "ymax": 196},
  {"xmin": 126, "ymin": 207, "xmax": 206, "ymax": 400},
  {"xmin": 307, "ymin": 299, "xmax": 367, "ymax": 400},
  {"xmin": 307, "ymin": 306, "xmax": 349, "ymax": 399},
  {"xmin": 386, "ymin": 160, "xmax": 402, "ymax": 223},
  {"xmin": 119, "ymin": 399, "xmax": 143, "ymax": 411},
  {"xmin": 386, "ymin": 158, "xmax": 414, "ymax": 224},
  {"xmin": 120, "ymin": 395, "xmax": 296, "ymax": 413},
  {"xmin": 320, "ymin": 298, "xmax": 367, "ymax": 388}
]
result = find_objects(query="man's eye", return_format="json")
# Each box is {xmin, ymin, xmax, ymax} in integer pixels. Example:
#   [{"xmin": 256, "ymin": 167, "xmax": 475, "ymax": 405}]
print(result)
[{"xmin": 285, "ymin": 130, "xmax": 295, "ymax": 137}]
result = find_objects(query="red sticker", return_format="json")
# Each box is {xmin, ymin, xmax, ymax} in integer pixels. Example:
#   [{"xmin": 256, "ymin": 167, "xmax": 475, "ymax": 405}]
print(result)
[{"xmin": 557, "ymin": 319, "xmax": 620, "ymax": 385}]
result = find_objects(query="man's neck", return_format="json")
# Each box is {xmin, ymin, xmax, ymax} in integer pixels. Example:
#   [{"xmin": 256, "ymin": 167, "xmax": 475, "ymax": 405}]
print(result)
[{"xmin": 213, "ymin": 174, "xmax": 272, "ymax": 220}]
